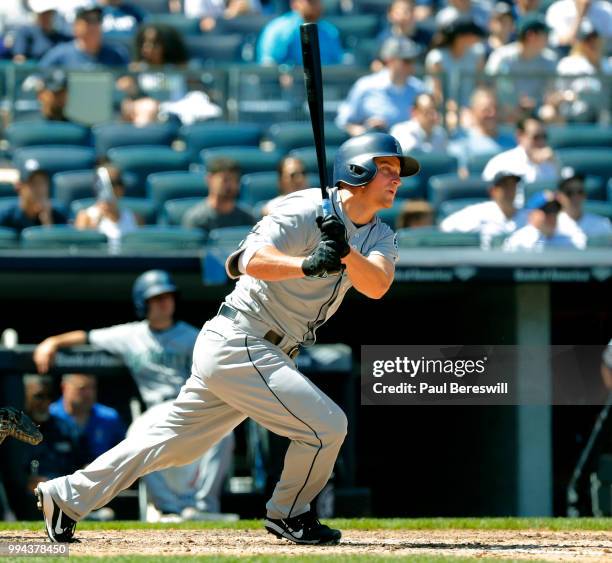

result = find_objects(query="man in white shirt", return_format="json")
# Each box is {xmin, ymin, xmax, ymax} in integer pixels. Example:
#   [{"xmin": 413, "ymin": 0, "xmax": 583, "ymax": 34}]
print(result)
[
  {"xmin": 556, "ymin": 167, "xmax": 612, "ymax": 240},
  {"xmin": 440, "ymin": 171, "xmax": 528, "ymax": 248},
  {"xmin": 390, "ymin": 92, "xmax": 448, "ymax": 154},
  {"xmin": 482, "ymin": 116, "xmax": 559, "ymax": 185},
  {"xmin": 545, "ymin": 0, "xmax": 612, "ymax": 49},
  {"xmin": 504, "ymin": 190, "xmax": 587, "ymax": 251}
]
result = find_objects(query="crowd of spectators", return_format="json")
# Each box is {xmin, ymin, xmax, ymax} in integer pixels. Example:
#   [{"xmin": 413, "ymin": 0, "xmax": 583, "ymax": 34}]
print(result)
[{"xmin": 0, "ymin": 0, "xmax": 610, "ymax": 253}]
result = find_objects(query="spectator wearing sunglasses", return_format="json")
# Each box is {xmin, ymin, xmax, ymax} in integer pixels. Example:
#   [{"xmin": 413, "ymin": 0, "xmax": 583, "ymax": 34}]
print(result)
[
  {"xmin": 556, "ymin": 167, "xmax": 612, "ymax": 239},
  {"xmin": 482, "ymin": 116, "xmax": 559, "ymax": 208},
  {"xmin": 262, "ymin": 157, "xmax": 308, "ymax": 216}
]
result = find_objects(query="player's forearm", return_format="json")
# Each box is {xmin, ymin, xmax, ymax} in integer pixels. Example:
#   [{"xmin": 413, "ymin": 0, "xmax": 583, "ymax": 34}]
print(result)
[
  {"xmin": 245, "ymin": 245, "xmax": 307, "ymax": 281},
  {"xmin": 341, "ymin": 249, "xmax": 393, "ymax": 299},
  {"xmin": 45, "ymin": 331, "xmax": 88, "ymax": 349}
]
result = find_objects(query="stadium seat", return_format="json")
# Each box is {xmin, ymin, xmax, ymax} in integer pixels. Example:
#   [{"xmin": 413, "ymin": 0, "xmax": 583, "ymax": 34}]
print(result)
[
  {"xmin": 201, "ymin": 147, "xmax": 282, "ymax": 175},
  {"xmin": 547, "ymin": 125, "xmax": 612, "ymax": 150},
  {"xmin": 437, "ymin": 198, "xmax": 488, "ymax": 220},
  {"xmin": 0, "ymin": 182, "xmax": 15, "ymax": 198},
  {"xmin": 0, "ymin": 227, "xmax": 18, "ymax": 249},
  {"xmin": 523, "ymin": 177, "xmax": 606, "ymax": 201},
  {"xmin": 215, "ymin": 14, "xmax": 274, "ymax": 36},
  {"xmin": 288, "ymin": 146, "xmax": 338, "ymax": 182},
  {"xmin": 466, "ymin": 151, "xmax": 500, "ymax": 176},
  {"xmin": 428, "ymin": 174, "xmax": 489, "ymax": 208},
  {"xmin": 267, "ymin": 121, "xmax": 349, "ymax": 153},
  {"xmin": 92, "ymin": 122, "xmax": 179, "ymax": 157},
  {"xmin": 240, "ymin": 172, "xmax": 279, "ymax": 206},
  {"xmin": 107, "ymin": 146, "xmax": 190, "ymax": 193},
  {"xmin": 130, "ymin": 0, "xmax": 171, "ymax": 13},
  {"xmin": 179, "ymin": 122, "xmax": 263, "ymax": 162},
  {"xmin": 146, "ymin": 14, "xmax": 200, "ymax": 34},
  {"xmin": 326, "ymin": 14, "xmax": 381, "ymax": 46},
  {"xmin": 396, "ymin": 227, "xmax": 481, "ymax": 248},
  {"xmin": 20, "ymin": 225, "xmax": 108, "ymax": 250},
  {"xmin": 162, "ymin": 197, "xmax": 202, "ymax": 225},
  {"xmin": 377, "ymin": 200, "xmax": 405, "ymax": 229},
  {"xmin": 185, "ymin": 34, "xmax": 244, "ymax": 65},
  {"xmin": 6, "ymin": 121, "xmax": 92, "ymax": 151},
  {"xmin": 583, "ymin": 201, "xmax": 612, "ymax": 220},
  {"xmin": 0, "ymin": 197, "xmax": 18, "ymax": 213},
  {"xmin": 587, "ymin": 234, "xmax": 612, "ymax": 248},
  {"xmin": 120, "ymin": 226, "xmax": 205, "ymax": 251},
  {"xmin": 147, "ymin": 171, "xmax": 206, "ymax": 210},
  {"xmin": 352, "ymin": 38, "xmax": 382, "ymax": 66},
  {"xmin": 319, "ymin": 66, "xmax": 368, "ymax": 120},
  {"xmin": 13, "ymin": 146, "xmax": 97, "ymax": 177},
  {"xmin": 70, "ymin": 198, "xmax": 157, "ymax": 224},
  {"xmin": 207, "ymin": 225, "xmax": 253, "ymax": 247},
  {"xmin": 52, "ymin": 170, "xmax": 96, "ymax": 205},
  {"xmin": 410, "ymin": 153, "xmax": 459, "ymax": 195},
  {"xmin": 352, "ymin": 0, "xmax": 395, "ymax": 14},
  {"xmin": 557, "ymin": 149, "xmax": 612, "ymax": 183}
]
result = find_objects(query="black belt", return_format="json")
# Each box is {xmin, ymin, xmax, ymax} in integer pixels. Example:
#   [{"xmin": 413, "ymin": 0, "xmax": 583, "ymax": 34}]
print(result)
[{"xmin": 218, "ymin": 304, "xmax": 299, "ymax": 359}]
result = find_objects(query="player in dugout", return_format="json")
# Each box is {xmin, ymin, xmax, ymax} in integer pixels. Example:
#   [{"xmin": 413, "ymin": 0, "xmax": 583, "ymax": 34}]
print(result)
[{"xmin": 33, "ymin": 132, "xmax": 420, "ymax": 546}]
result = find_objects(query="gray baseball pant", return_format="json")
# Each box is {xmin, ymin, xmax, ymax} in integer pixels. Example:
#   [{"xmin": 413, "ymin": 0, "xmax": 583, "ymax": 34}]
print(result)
[{"xmin": 44, "ymin": 313, "xmax": 347, "ymax": 520}]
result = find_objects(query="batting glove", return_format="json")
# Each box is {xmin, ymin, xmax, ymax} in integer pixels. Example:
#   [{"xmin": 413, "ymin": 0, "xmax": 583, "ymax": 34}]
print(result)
[
  {"xmin": 302, "ymin": 240, "xmax": 344, "ymax": 277},
  {"xmin": 316, "ymin": 215, "xmax": 350, "ymax": 257}
]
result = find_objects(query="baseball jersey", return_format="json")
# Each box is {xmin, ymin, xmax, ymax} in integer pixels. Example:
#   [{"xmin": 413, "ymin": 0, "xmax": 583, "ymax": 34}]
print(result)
[
  {"xmin": 88, "ymin": 321, "xmax": 199, "ymax": 408},
  {"xmin": 224, "ymin": 187, "xmax": 398, "ymax": 346},
  {"xmin": 440, "ymin": 201, "xmax": 528, "ymax": 249}
]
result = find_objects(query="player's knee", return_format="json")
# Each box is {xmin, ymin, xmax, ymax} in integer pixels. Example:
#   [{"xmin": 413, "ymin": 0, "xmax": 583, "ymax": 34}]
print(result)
[{"xmin": 325, "ymin": 409, "xmax": 348, "ymax": 445}]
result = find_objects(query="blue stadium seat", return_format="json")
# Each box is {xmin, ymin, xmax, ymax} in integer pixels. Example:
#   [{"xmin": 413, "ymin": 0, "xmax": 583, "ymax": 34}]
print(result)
[
  {"xmin": 557, "ymin": 149, "xmax": 612, "ymax": 183},
  {"xmin": 288, "ymin": 146, "xmax": 338, "ymax": 182},
  {"xmin": 146, "ymin": 14, "xmax": 200, "ymax": 34},
  {"xmin": 352, "ymin": 0, "xmax": 395, "ymax": 14},
  {"xmin": 130, "ymin": 0, "xmax": 171, "ymax": 13},
  {"xmin": 240, "ymin": 172, "xmax": 279, "ymax": 206},
  {"xmin": 52, "ymin": 169, "xmax": 141, "ymax": 204},
  {"xmin": 161, "ymin": 197, "xmax": 202, "ymax": 225},
  {"xmin": 216, "ymin": 14, "xmax": 274, "ymax": 36},
  {"xmin": 428, "ymin": 174, "xmax": 489, "ymax": 208},
  {"xmin": 584, "ymin": 201, "xmax": 612, "ymax": 220},
  {"xmin": 396, "ymin": 227, "xmax": 481, "ymax": 247},
  {"xmin": 147, "ymin": 171, "xmax": 206, "ymax": 210},
  {"xmin": 267, "ymin": 121, "xmax": 348, "ymax": 153},
  {"xmin": 207, "ymin": 225, "xmax": 253, "ymax": 247},
  {"xmin": 13, "ymin": 146, "xmax": 97, "ymax": 177},
  {"xmin": 180, "ymin": 122, "xmax": 263, "ymax": 162},
  {"xmin": 0, "ymin": 182, "xmax": 15, "ymax": 198},
  {"xmin": 185, "ymin": 34, "xmax": 244, "ymax": 65},
  {"xmin": 20, "ymin": 225, "xmax": 108, "ymax": 250},
  {"xmin": 547, "ymin": 125, "xmax": 612, "ymax": 150},
  {"xmin": 107, "ymin": 146, "xmax": 190, "ymax": 194},
  {"xmin": 410, "ymin": 153, "xmax": 459, "ymax": 197},
  {"xmin": 466, "ymin": 151, "xmax": 500, "ymax": 176},
  {"xmin": 120, "ymin": 226, "xmax": 205, "ymax": 250},
  {"xmin": 326, "ymin": 14, "xmax": 381, "ymax": 47},
  {"xmin": 92, "ymin": 122, "xmax": 179, "ymax": 157},
  {"xmin": 6, "ymin": 121, "xmax": 92, "ymax": 151},
  {"xmin": 437, "ymin": 198, "xmax": 489, "ymax": 220},
  {"xmin": 70, "ymin": 197, "xmax": 157, "ymax": 224},
  {"xmin": 377, "ymin": 200, "xmax": 405, "ymax": 229},
  {"xmin": 0, "ymin": 227, "xmax": 18, "ymax": 249},
  {"xmin": 524, "ymin": 176, "xmax": 606, "ymax": 201},
  {"xmin": 201, "ymin": 147, "xmax": 282, "ymax": 175}
]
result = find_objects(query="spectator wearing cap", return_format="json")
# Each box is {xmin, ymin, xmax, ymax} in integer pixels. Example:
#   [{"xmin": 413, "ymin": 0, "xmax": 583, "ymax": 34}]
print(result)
[
  {"xmin": 485, "ymin": 2, "xmax": 516, "ymax": 56},
  {"xmin": 257, "ymin": 0, "xmax": 344, "ymax": 66},
  {"xmin": 435, "ymin": 0, "xmax": 491, "ymax": 31},
  {"xmin": 396, "ymin": 200, "xmax": 434, "ymax": 229},
  {"xmin": 447, "ymin": 87, "xmax": 516, "ymax": 176},
  {"xmin": 556, "ymin": 168, "xmax": 612, "ymax": 239},
  {"xmin": 482, "ymin": 116, "xmax": 558, "ymax": 190},
  {"xmin": 484, "ymin": 14, "xmax": 558, "ymax": 114},
  {"xmin": 182, "ymin": 158, "xmax": 256, "ymax": 233},
  {"xmin": 440, "ymin": 171, "xmax": 528, "ymax": 249},
  {"xmin": 545, "ymin": 0, "xmax": 612, "ymax": 50},
  {"xmin": 12, "ymin": 1, "xmax": 71, "ymax": 63},
  {"xmin": 336, "ymin": 37, "xmax": 426, "ymax": 137},
  {"xmin": 97, "ymin": 0, "xmax": 147, "ymax": 36},
  {"xmin": 36, "ymin": 70, "xmax": 71, "ymax": 122},
  {"xmin": 504, "ymin": 190, "xmax": 586, "ymax": 251},
  {"xmin": 554, "ymin": 21, "xmax": 612, "ymax": 123},
  {"xmin": 376, "ymin": 0, "xmax": 433, "ymax": 54},
  {"xmin": 0, "ymin": 162, "xmax": 67, "ymax": 233},
  {"xmin": 390, "ymin": 93, "xmax": 448, "ymax": 154},
  {"xmin": 425, "ymin": 17, "xmax": 486, "ymax": 120},
  {"xmin": 39, "ymin": 5, "xmax": 129, "ymax": 68}
]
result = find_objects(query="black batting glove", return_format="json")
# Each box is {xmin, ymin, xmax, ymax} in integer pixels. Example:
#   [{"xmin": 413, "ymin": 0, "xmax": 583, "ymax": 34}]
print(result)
[
  {"xmin": 302, "ymin": 240, "xmax": 343, "ymax": 277},
  {"xmin": 316, "ymin": 215, "xmax": 350, "ymax": 257}
]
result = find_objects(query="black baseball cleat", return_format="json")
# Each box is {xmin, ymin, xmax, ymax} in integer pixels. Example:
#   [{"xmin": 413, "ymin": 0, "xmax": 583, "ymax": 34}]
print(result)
[
  {"xmin": 35, "ymin": 484, "xmax": 77, "ymax": 543},
  {"xmin": 265, "ymin": 511, "xmax": 341, "ymax": 545}
]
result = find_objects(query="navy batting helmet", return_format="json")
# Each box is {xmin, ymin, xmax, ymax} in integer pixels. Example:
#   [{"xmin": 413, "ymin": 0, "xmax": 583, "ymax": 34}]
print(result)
[
  {"xmin": 333, "ymin": 132, "xmax": 420, "ymax": 188},
  {"xmin": 132, "ymin": 270, "xmax": 177, "ymax": 319}
]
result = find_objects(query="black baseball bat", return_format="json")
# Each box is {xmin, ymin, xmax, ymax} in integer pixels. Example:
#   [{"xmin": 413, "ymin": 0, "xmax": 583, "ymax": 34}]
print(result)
[{"xmin": 300, "ymin": 22, "xmax": 332, "ymax": 216}]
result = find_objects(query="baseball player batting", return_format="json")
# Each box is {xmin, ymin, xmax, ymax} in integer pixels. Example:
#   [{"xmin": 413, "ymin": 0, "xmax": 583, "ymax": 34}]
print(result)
[{"xmin": 35, "ymin": 132, "xmax": 420, "ymax": 545}]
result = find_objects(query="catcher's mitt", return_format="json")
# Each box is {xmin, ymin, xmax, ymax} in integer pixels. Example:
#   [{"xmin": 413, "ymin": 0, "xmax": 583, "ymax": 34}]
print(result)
[{"xmin": 0, "ymin": 407, "xmax": 43, "ymax": 445}]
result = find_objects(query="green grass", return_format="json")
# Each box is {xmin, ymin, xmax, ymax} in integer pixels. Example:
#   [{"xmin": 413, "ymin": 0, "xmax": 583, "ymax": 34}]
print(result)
[{"xmin": 2, "ymin": 517, "xmax": 611, "ymax": 532}]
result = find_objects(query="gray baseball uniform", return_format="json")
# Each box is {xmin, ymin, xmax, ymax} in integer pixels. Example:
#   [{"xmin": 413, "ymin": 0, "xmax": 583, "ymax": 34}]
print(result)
[{"xmin": 42, "ymin": 186, "xmax": 397, "ymax": 521}]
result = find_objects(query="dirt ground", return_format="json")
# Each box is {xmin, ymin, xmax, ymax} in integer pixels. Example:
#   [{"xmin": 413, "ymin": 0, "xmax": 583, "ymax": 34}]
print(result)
[{"xmin": 5, "ymin": 529, "xmax": 612, "ymax": 561}]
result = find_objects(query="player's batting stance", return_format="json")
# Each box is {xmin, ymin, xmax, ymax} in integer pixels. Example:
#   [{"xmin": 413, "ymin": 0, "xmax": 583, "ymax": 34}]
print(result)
[{"xmin": 35, "ymin": 135, "xmax": 419, "ymax": 545}]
